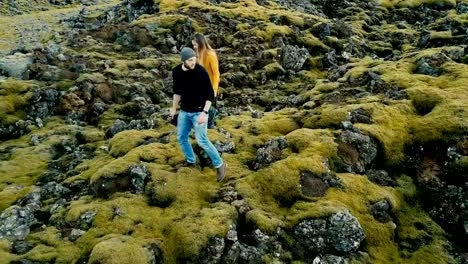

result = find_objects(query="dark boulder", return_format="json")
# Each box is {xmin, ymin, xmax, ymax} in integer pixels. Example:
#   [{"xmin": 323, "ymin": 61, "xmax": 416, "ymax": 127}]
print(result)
[
  {"xmin": 40, "ymin": 182, "xmax": 72, "ymax": 201},
  {"xmin": 366, "ymin": 169, "xmax": 396, "ymax": 187},
  {"xmin": 334, "ymin": 129, "xmax": 378, "ymax": 174},
  {"xmin": 105, "ymin": 119, "xmax": 128, "ymax": 138},
  {"xmin": 414, "ymin": 53, "xmax": 450, "ymax": 77},
  {"xmin": 0, "ymin": 206, "xmax": 38, "ymax": 241},
  {"xmin": 280, "ymin": 45, "xmax": 309, "ymax": 72},
  {"xmin": 76, "ymin": 210, "xmax": 96, "ymax": 230},
  {"xmin": 350, "ymin": 108, "xmax": 373, "ymax": 124},
  {"xmin": 293, "ymin": 210, "xmax": 365, "ymax": 254},
  {"xmin": 129, "ymin": 163, "xmax": 150, "ymax": 194},
  {"xmin": 91, "ymin": 163, "xmax": 150, "ymax": 198},
  {"xmin": 251, "ymin": 136, "xmax": 288, "ymax": 170},
  {"xmin": 370, "ymin": 199, "xmax": 393, "ymax": 223},
  {"xmin": 300, "ymin": 171, "xmax": 329, "ymax": 198},
  {"xmin": 12, "ymin": 240, "xmax": 34, "ymax": 254}
]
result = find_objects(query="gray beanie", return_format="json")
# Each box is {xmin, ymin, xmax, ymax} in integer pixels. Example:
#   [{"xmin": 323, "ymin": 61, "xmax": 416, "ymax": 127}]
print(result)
[{"xmin": 181, "ymin": 47, "xmax": 196, "ymax": 62}]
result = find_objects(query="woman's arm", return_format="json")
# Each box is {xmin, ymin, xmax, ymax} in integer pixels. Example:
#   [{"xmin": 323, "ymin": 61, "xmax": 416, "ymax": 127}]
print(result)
[{"xmin": 208, "ymin": 51, "xmax": 220, "ymax": 96}]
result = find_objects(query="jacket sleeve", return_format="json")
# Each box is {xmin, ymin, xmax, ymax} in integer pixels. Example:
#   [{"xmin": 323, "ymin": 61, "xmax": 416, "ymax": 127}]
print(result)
[
  {"xmin": 172, "ymin": 68, "xmax": 181, "ymax": 95},
  {"xmin": 199, "ymin": 66, "xmax": 214, "ymax": 102},
  {"xmin": 207, "ymin": 52, "xmax": 220, "ymax": 94}
]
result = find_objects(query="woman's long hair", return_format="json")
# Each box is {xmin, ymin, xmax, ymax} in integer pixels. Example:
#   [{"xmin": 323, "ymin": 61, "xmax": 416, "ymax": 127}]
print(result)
[{"xmin": 193, "ymin": 33, "xmax": 216, "ymax": 66}]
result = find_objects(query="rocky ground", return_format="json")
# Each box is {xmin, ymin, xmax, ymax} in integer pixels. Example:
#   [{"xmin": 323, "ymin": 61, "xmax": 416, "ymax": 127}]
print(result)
[{"xmin": 0, "ymin": 0, "xmax": 467, "ymax": 263}]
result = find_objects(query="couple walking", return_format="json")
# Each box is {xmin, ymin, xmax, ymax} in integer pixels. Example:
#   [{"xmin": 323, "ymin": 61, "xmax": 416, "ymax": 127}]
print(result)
[{"xmin": 170, "ymin": 33, "xmax": 227, "ymax": 182}]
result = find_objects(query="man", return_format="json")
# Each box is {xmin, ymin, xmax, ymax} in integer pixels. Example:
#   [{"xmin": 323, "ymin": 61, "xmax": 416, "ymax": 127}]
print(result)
[{"xmin": 170, "ymin": 47, "xmax": 227, "ymax": 182}]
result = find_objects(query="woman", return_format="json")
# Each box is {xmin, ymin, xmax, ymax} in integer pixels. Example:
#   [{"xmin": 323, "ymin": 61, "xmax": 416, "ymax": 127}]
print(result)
[{"xmin": 192, "ymin": 33, "xmax": 220, "ymax": 129}]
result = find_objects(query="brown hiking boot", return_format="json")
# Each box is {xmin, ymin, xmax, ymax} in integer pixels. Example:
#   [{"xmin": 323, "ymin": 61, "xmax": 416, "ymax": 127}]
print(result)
[
  {"xmin": 216, "ymin": 162, "xmax": 227, "ymax": 182},
  {"xmin": 175, "ymin": 161, "xmax": 196, "ymax": 169}
]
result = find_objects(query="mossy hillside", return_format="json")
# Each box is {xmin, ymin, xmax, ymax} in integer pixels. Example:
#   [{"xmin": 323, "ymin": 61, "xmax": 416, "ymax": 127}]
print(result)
[
  {"xmin": 231, "ymin": 119, "xmax": 454, "ymax": 262},
  {"xmin": 0, "ymin": 118, "xmax": 92, "ymax": 191},
  {"xmin": 0, "ymin": 0, "xmax": 120, "ymax": 54},
  {"xmin": 375, "ymin": 56, "xmax": 468, "ymax": 143},
  {"xmin": 0, "ymin": 0, "xmax": 70, "ymax": 15},
  {"xmin": 64, "ymin": 169, "xmax": 236, "ymax": 263},
  {"xmin": 131, "ymin": 13, "xmax": 202, "ymax": 34},
  {"xmin": 389, "ymin": 175, "xmax": 457, "ymax": 264},
  {"xmin": 313, "ymin": 51, "xmax": 468, "ymax": 165},
  {"xmin": 157, "ymin": 0, "xmax": 325, "ymax": 28},
  {"xmin": 236, "ymin": 128, "xmax": 337, "ymax": 232},
  {"xmin": 378, "ymin": 0, "xmax": 458, "ymax": 9}
]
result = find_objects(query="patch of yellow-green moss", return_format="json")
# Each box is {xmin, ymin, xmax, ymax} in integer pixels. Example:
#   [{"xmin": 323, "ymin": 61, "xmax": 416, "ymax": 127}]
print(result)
[
  {"xmin": 301, "ymin": 103, "xmax": 351, "ymax": 129},
  {"xmin": 0, "ymin": 239, "xmax": 18, "ymax": 263},
  {"xmin": 0, "ymin": 185, "xmax": 34, "ymax": 211},
  {"xmin": 77, "ymin": 127, "xmax": 105, "ymax": 143},
  {"xmin": 64, "ymin": 163, "xmax": 237, "ymax": 263},
  {"xmin": 88, "ymin": 235, "xmax": 149, "ymax": 264},
  {"xmin": 355, "ymin": 102, "xmax": 416, "ymax": 166},
  {"xmin": 76, "ymin": 73, "xmax": 106, "ymax": 84},
  {"xmin": 236, "ymin": 128, "xmax": 338, "ymax": 232},
  {"xmin": 97, "ymin": 106, "xmax": 125, "ymax": 128},
  {"xmin": 0, "ymin": 143, "xmax": 51, "ymax": 190},
  {"xmin": 0, "ymin": 79, "xmax": 36, "ymax": 124},
  {"xmin": 109, "ymin": 130, "xmax": 160, "ymax": 157},
  {"xmin": 26, "ymin": 227, "xmax": 83, "ymax": 264},
  {"xmin": 0, "ymin": 119, "xmax": 95, "ymax": 190},
  {"xmin": 158, "ymin": 0, "xmax": 325, "ymax": 27},
  {"xmin": 297, "ymin": 33, "xmax": 328, "ymax": 50},
  {"xmin": 252, "ymin": 24, "xmax": 294, "ymax": 42},
  {"xmin": 378, "ymin": 0, "xmax": 456, "ymax": 8}
]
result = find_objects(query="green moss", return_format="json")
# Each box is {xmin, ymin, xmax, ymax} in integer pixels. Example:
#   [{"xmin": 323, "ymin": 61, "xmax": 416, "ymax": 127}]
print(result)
[
  {"xmin": 65, "ymin": 153, "xmax": 114, "ymax": 183},
  {"xmin": 252, "ymin": 24, "xmax": 294, "ymax": 42},
  {"xmin": 89, "ymin": 157, "xmax": 135, "ymax": 183},
  {"xmin": 109, "ymin": 130, "xmax": 160, "ymax": 157},
  {"xmin": 76, "ymin": 73, "xmax": 106, "ymax": 83},
  {"xmin": 0, "ymin": 144, "xmax": 51, "ymax": 190},
  {"xmin": 23, "ymin": 244, "xmax": 58, "ymax": 262},
  {"xmin": 0, "ymin": 239, "xmax": 18, "ymax": 263},
  {"xmin": 97, "ymin": 107, "xmax": 125, "ymax": 128},
  {"xmin": 0, "ymin": 79, "xmax": 35, "ymax": 124},
  {"xmin": 262, "ymin": 61, "xmax": 286, "ymax": 76},
  {"xmin": 355, "ymin": 102, "xmax": 415, "ymax": 166},
  {"xmin": 408, "ymin": 88, "xmax": 443, "ymax": 115},
  {"xmin": 54, "ymin": 80, "xmax": 75, "ymax": 91},
  {"xmin": 297, "ymin": 33, "xmax": 328, "ymax": 50},
  {"xmin": 88, "ymin": 236, "xmax": 149, "ymax": 264},
  {"xmin": 0, "ymin": 185, "xmax": 34, "ymax": 211},
  {"xmin": 379, "ymin": 0, "xmax": 456, "ymax": 8},
  {"xmin": 158, "ymin": 0, "xmax": 324, "ymax": 28},
  {"xmin": 430, "ymin": 31, "xmax": 452, "ymax": 40},
  {"xmin": 167, "ymin": 204, "xmax": 236, "ymax": 259},
  {"xmin": 26, "ymin": 227, "xmax": 82, "ymax": 264},
  {"xmin": 76, "ymin": 128, "xmax": 105, "ymax": 143},
  {"xmin": 302, "ymin": 104, "xmax": 350, "ymax": 129},
  {"xmin": 64, "ymin": 165, "xmax": 236, "ymax": 263}
]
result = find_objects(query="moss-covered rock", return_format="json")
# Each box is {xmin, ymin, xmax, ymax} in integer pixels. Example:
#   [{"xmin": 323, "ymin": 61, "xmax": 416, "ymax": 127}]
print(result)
[{"xmin": 88, "ymin": 236, "xmax": 150, "ymax": 264}]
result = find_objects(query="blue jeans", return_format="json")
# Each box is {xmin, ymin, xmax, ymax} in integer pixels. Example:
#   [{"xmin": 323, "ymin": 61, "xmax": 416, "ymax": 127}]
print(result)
[{"xmin": 177, "ymin": 110, "xmax": 223, "ymax": 168}]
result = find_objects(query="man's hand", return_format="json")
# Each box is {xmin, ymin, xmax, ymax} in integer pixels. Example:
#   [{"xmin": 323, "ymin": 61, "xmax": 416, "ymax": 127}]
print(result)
[{"xmin": 197, "ymin": 112, "xmax": 208, "ymax": 125}]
